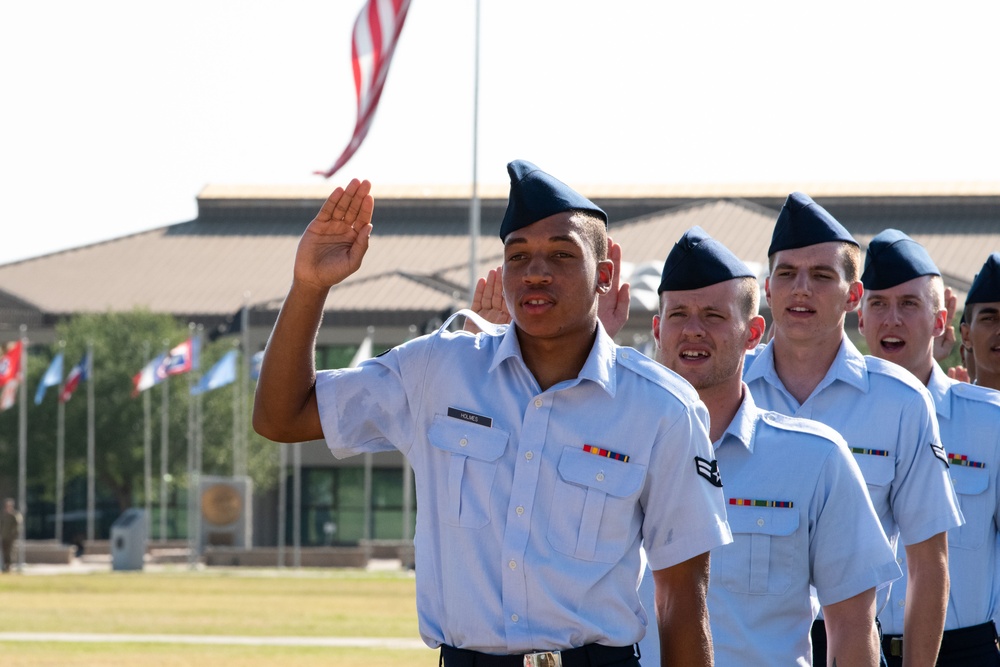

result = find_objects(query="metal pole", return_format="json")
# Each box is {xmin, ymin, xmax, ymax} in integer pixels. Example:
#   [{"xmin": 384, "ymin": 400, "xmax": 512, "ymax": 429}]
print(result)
[
  {"xmin": 55, "ymin": 340, "xmax": 66, "ymax": 544},
  {"xmin": 143, "ymin": 341, "xmax": 152, "ymax": 539},
  {"xmin": 292, "ymin": 443, "xmax": 301, "ymax": 568},
  {"xmin": 85, "ymin": 343, "xmax": 95, "ymax": 542},
  {"xmin": 468, "ymin": 0, "xmax": 482, "ymax": 300},
  {"xmin": 16, "ymin": 326, "xmax": 27, "ymax": 572},
  {"xmin": 186, "ymin": 325, "xmax": 196, "ymax": 568},
  {"xmin": 277, "ymin": 444, "xmax": 287, "ymax": 568},
  {"xmin": 159, "ymin": 341, "xmax": 169, "ymax": 542},
  {"xmin": 239, "ymin": 296, "xmax": 251, "ymax": 478},
  {"xmin": 232, "ymin": 340, "xmax": 240, "ymax": 477}
]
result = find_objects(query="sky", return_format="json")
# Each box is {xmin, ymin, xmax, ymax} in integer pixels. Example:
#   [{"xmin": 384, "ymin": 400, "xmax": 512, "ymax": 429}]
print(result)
[{"xmin": 3, "ymin": 1, "xmax": 1000, "ymax": 266}]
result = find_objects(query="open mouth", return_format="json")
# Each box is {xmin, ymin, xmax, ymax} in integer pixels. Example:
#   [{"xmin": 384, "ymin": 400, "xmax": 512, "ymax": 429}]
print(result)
[
  {"xmin": 880, "ymin": 336, "xmax": 905, "ymax": 352},
  {"xmin": 787, "ymin": 306, "xmax": 814, "ymax": 316},
  {"xmin": 680, "ymin": 350, "xmax": 710, "ymax": 360}
]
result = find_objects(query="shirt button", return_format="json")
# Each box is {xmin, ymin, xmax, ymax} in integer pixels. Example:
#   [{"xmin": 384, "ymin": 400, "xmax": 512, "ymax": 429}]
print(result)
[
  {"xmin": 525, "ymin": 452, "xmax": 533, "ymax": 461},
  {"xmin": 534, "ymin": 398, "xmax": 543, "ymax": 408},
  {"xmin": 896, "ymin": 557, "xmax": 903, "ymax": 565},
  {"xmin": 516, "ymin": 506, "xmax": 524, "ymax": 516},
  {"xmin": 509, "ymin": 560, "xmax": 517, "ymax": 570},
  {"xmin": 622, "ymin": 351, "xmax": 630, "ymax": 360},
  {"xmin": 596, "ymin": 472, "xmax": 605, "ymax": 482},
  {"xmin": 898, "ymin": 600, "xmax": 905, "ymax": 607},
  {"xmin": 756, "ymin": 518, "xmax": 765, "ymax": 527},
  {"xmin": 459, "ymin": 438, "xmax": 468, "ymax": 447},
  {"xmin": 511, "ymin": 614, "xmax": 519, "ymax": 623}
]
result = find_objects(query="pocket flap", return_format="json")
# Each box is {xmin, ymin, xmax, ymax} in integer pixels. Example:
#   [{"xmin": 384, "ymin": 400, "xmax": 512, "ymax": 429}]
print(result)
[
  {"xmin": 725, "ymin": 504, "xmax": 799, "ymax": 537},
  {"xmin": 428, "ymin": 414, "xmax": 508, "ymax": 461},
  {"xmin": 852, "ymin": 451, "xmax": 895, "ymax": 486},
  {"xmin": 950, "ymin": 465, "xmax": 989, "ymax": 496},
  {"xmin": 557, "ymin": 446, "xmax": 646, "ymax": 498}
]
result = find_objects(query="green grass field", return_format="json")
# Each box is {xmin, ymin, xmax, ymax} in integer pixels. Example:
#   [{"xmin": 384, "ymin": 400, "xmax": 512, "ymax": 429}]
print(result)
[{"xmin": 0, "ymin": 567, "xmax": 431, "ymax": 666}]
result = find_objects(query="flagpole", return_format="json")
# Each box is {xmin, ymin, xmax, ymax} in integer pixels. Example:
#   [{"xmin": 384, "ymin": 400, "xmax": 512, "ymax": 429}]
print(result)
[
  {"xmin": 85, "ymin": 342, "xmax": 95, "ymax": 543},
  {"xmin": 277, "ymin": 443, "xmax": 287, "ymax": 568},
  {"xmin": 55, "ymin": 341, "xmax": 66, "ymax": 544},
  {"xmin": 186, "ymin": 324, "xmax": 197, "ymax": 568},
  {"xmin": 193, "ymin": 324, "xmax": 204, "ymax": 565},
  {"xmin": 239, "ymin": 296, "xmax": 250, "ymax": 478},
  {"xmin": 159, "ymin": 341, "xmax": 169, "ymax": 542},
  {"xmin": 143, "ymin": 341, "xmax": 152, "ymax": 539},
  {"xmin": 468, "ymin": 0, "xmax": 482, "ymax": 301},
  {"xmin": 16, "ymin": 326, "xmax": 28, "ymax": 572},
  {"xmin": 232, "ymin": 341, "xmax": 240, "ymax": 477},
  {"xmin": 293, "ymin": 442, "xmax": 302, "ymax": 569}
]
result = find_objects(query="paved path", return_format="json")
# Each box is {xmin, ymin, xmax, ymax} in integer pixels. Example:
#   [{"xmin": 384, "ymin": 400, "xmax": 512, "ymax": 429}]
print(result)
[{"xmin": 0, "ymin": 632, "xmax": 427, "ymax": 649}]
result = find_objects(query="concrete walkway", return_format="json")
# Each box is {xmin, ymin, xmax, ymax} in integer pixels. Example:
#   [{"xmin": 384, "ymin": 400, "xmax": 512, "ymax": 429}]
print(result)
[{"xmin": 0, "ymin": 632, "xmax": 427, "ymax": 649}]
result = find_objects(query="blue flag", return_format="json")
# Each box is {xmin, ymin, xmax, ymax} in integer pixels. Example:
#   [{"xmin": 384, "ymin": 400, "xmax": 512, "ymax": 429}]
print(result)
[
  {"xmin": 250, "ymin": 351, "xmax": 264, "ymax": 381},
  {"xmin": 191, "ymin": 350, "xmax": 238, "ymax": 396},
  {"xmin": 34, "ymin": 352, "xmax": 64, "ymax": 405}
]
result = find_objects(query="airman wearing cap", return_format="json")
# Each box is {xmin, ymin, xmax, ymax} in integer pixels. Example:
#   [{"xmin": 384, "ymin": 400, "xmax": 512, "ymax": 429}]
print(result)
[
  {"xmin": 253, "ymin": 162, "xmax": 731, "ymax": 667},
  {"xmin": 743, "ymin": 193, "xmax": 963, "ymax": 667},
  {"xmin": 635, "ymin": 227, "xmax": 898, "ymax": 666},
  {"xmin": 961, "ymin": 253, "xmax": 1000, "ymax": 391},
  {"xmin": 859, "ymin": 230, "xmax": 1000, "ymax": 666}
]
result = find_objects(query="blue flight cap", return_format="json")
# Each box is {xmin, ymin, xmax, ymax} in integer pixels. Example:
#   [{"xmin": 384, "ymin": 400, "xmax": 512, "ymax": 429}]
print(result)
[
  {"xmin": 499, "ymin": 160, "xmax": 607, "ymax": 240},
  {"xmin": 768, "ymin": 192, "xmax": 858, "ymax": 256},
  {"xmin": 861, "ymin": 229, "xmax": 940, "ymax": 290},
  {"xmin": 966, "ymin": 253, "xmax": 1000, "ymax": 306},
  {"xmin": 659, "ymin": 226, "xmax": 756, "ymax": 293}
]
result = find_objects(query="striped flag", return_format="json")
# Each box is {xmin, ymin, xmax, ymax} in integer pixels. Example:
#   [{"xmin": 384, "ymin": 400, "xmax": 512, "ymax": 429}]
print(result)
[
  {"xmin": 60, "ymin": 352, "xmax": 90, "ymax": 403},
  {"xmin": 315, "ymin": 0, "xmax": 412, "ymax": 178},
  {"xmin": 132, "ymin": 353, "xmax": 166, "ymax": 397}
]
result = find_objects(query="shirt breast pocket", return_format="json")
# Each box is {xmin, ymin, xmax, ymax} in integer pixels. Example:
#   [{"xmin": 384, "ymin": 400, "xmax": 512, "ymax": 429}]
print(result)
[
  {"xmin": 547, "ymin": 446, "xmax": 646, "ymax": 563},
  {"xmin": 948, "ymin": 465, "xmax": 990, "ymax": 550},
  {"xmin": 427, "ymin": 415, "xmax": 509, "ymax": 529},
  {"xmin": 852, "ymin": 452, "xmax": 894, "ymax": 500},
  {"xmin": 714, "ymin": 506, "xmax": 800, "ymax": 595}
]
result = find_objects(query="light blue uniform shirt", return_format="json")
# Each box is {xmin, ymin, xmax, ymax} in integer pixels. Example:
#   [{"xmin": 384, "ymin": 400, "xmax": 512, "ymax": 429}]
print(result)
[
  {"xmin": 744, "ymin": 337, "xmax": 963, "ymax": 626},
  {"xmin": 316, "ymin": 321, "xmax": 731, "ymax": 654},
  {"xmin": 638, "ymin": 388, "xmax": 900, "ymax": 666},
  {"xmin": 885, "ymin": 364, "xmax": 1000, "ymax": 632}
]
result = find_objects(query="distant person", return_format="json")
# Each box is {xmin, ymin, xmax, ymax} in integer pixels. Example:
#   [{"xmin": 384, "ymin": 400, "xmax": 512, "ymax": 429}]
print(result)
[
  {"xmin": 960, "ymin": 253, "xmax": 1000, "ymax": 391},
  {"xmin": 253, "ymin": 161, "xmax": 731, "ymax": 666},
  {"xmin": 635, "ymin": 227, "xmax": 899, "ymax": 666},
  {"xmin": 743, "ymin": 192, "xmax": 964, "ymax": 666},
  {"xmin": 1, "ymin": 498, "xmax": 22, "ymax": 573},
  {"xmin": 859, "ymin": 230, "xmax": 1000, "ymax": 666}
]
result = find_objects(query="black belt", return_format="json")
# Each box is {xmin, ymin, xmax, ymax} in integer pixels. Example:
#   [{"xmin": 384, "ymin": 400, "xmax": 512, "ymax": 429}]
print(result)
[
  {"xmin": 440, "ymin": 643, "xmax": 639, "ymax": 667},
  {"xmin": 882, "ymin": 620, "xmax": 999, "ymax": 660}
]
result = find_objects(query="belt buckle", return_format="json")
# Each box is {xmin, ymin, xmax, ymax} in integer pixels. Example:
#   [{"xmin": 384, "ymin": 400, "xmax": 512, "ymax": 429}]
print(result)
[
  {"xmin": 523, "ymin": 650, "xmax": 561, "ymax": 667},
  {"xmin": 890, "ymin": 637, "xmax": 903, "ymax": 657}
]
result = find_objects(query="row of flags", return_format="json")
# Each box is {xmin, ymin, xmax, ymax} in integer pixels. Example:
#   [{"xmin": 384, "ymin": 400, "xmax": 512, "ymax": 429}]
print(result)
[
  {"xmin": 34, "ymin": 351, "xmax": 90, "ymax": 405},
  {"xmin": 0, "ymin": 338, "xmax": 267, "ymax": 412}
]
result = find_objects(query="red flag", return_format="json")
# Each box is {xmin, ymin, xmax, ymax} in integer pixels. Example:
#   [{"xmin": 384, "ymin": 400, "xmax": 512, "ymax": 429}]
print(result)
[
  {"xmin": 0, "ymin": 341, "xmax": 23, "ymax": 387},
  {"xmin": 315, "ymin": 0, "xmax": 412, "ymax": 178}
]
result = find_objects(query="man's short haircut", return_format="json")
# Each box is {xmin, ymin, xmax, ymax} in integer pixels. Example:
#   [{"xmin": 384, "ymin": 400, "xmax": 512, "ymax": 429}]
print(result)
[
  {"xmin": 767, "ymin": 241, "xmax": 861, "ymax": 283},
  {"xmin": 736, "ymin": 277, "xmax": 760, "ymax": 320},
  {"xmin": 571, "ymin": 210, "xmax": 608, "ymax": 260},
  {"xmin": 927, "ymin": 275, "xmax": 945, "ymax": 312}
]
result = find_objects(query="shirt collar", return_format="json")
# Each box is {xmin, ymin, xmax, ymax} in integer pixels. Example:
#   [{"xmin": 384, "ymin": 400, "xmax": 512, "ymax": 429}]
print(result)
[
  {"xmin": 926, "ymin": 362, "xmax": 954, "ymax": 419},
  {"xmin": 743, "ymin": 335, "xmax": 869, "ymax": 395},
  {"xmin": 490, "ymin": 321, "xmax": 617, "ymax": 397},
  {"xmin": 715, "ymin": 384, "xmax": 758, "ymax": 454}
]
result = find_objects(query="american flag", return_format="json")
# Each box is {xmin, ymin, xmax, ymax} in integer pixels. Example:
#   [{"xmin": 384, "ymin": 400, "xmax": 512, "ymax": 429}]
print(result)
[{"xmin": 316, "ymin": 0, "xmax": 412, "ymax": 178}]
